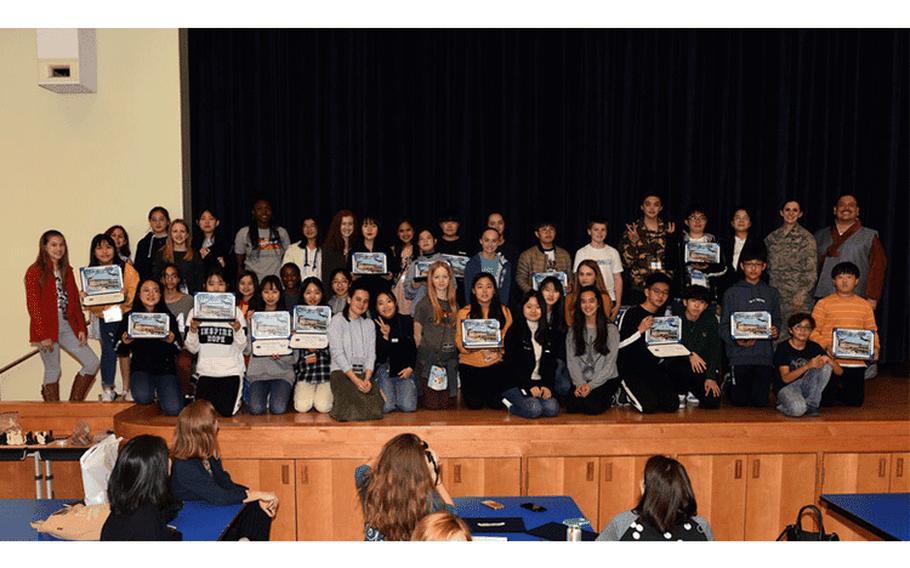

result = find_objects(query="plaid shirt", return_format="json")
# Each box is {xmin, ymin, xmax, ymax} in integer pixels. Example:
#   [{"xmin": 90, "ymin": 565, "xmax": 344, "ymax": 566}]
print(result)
[{"xmin": 293, "ymin": 346, "xmax": 331, "ymax": 384}]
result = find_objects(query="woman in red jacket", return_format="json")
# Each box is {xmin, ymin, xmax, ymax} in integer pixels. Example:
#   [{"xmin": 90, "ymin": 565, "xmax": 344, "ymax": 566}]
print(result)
[{"xmin": 25, "ymin": 230, "xmax": 100, "ymax": 401}]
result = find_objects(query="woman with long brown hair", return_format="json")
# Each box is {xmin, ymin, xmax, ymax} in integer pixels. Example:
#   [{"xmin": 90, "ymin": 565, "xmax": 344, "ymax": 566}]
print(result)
[
  {"xmin": 321, "ymin": 209, "xmax": 358, "ymax": 281},
  {"xmin": 25, "ymin": 230, "xmax": 99, "ymax": 401},
  {"xmin": 356, "ymin": 433, "xmax": 455, "ymax": 541},
  {"xmin": 170, "ymin": 400, "xmax": 277, "ymax": 540}
]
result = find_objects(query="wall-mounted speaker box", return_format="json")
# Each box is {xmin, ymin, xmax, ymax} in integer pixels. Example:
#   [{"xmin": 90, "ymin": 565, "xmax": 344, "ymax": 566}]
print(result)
[{"xmin": 36, "ymin": 28, "xmax": 97, "ymax": 94}]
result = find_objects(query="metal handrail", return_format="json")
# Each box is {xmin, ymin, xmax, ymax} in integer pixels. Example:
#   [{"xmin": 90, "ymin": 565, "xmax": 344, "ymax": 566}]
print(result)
[{"xmin": 0, "ymin": 349, "xmax": 39, "ymax": 375}]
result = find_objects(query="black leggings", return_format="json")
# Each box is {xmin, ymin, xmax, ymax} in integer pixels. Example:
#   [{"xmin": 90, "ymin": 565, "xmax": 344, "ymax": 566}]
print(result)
[
  {"xmin": 222, "ymin": 502, "xmax": 273, "ymax": 541},
  {"xmin": 195, "ymin": 375, "xmax": 243, "ymax": 417},
  {"xmin": 459, "ymin": 363, "xmax": 506, "ymax": 410}
]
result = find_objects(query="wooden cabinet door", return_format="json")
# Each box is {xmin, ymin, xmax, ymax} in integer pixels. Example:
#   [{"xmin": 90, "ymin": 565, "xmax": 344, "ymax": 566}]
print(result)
[
  {"xmin": 743, "ymin": 453, "xmax": 817, "ymax": 541},
  {"xmin": 526, "ymin": 457, "xmax": 600, "ymax": 530},
  {"xmin": 677, "ymin": 454, "xmax": 747, "ymax": 541},
  {"xmin": 889, "ymin": 453, "xmax": 909, "ymax": 493},
  {"xmin": 221, "ymin": 458, "xmax": 297, "ymax": 541},
  {"xmin": 598, "ymin": 456, "xmax": 648, "ymax": 534},
  {"xmin": 820, "ymin": 452, "xmax": 891, "ymax": 541},
  {"xmin": 295, "ymin": 458, "xmax": 364, "ymax": 541},
  {"xmin": 440, "ymin": 457, "xmax": 521, "ymax": 498}
]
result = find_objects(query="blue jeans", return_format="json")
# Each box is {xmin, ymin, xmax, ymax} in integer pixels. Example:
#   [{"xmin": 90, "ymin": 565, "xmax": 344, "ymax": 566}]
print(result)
[
  {"xmin": 376, "ymin": 363, "xmax": 417, "ymax": 413},
  {"xmin": 245, "ymin": 379, "xmax": 293, "ymax": 415},
  {"xmin": 98, "ymin": 319, "xmax": 120, "ymax": 389},
  {"xmin": 130, "ymin": 371, "xmax": 183, "ymax": 416},
  {"xmin": 553, "ymin": 359, "xmax": 572, "ymax": 397},
  {"xmin": 502, "ymin": 387, "xmax": 560, "ymax": 419},
  {"xmin": 777, "ymin": 364, "xmax": 832, "ymax": 417}
]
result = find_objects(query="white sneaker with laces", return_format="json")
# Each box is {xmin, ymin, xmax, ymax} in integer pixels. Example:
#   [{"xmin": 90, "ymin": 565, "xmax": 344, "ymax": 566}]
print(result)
[
  {"xmin": 101, "ymin": 388, "xmax": 116, "ymax": 402},
  {"xmin": 686, "ymin": 392, "xmax": 700, "ymax": 406},
  {"xmin": 678, "ymin": 394, "xmax": 686, "ymax": 409}
]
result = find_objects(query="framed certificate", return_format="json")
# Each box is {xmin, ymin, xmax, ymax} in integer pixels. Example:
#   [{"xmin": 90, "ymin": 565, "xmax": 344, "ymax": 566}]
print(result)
[
  {"xmin": 460, "ymin": 318, "xmax": 502, "ymax": 349},
  {"xmin": 414, "ymin": 260, "xmax": 434, "ymax": 281},
  {"xmin": 832, "ymin": 328, "xmax": 875, "ymax": 360},
  {"xmin": 127, "ymin": 312, "xmax": 170, "ymax": 339},
  {"xmin": 645, "ymin": 316, "xmax": 683, "ymax": 345},
  {"xmin": 442, "ymin": 254, "xmax": 470, "ymax": 278},
  {"xmin": 80, "ymin": 265, "xmax": 124, "ymax": 306},
  {"xmin": 291, "ymin": 305, "xmax": 331, "ymax": 349},
  {"xmin": 731, "ymin": 311, "xmax": 772, "ymax": 339},
  {"xmin": 531, "ymin": 271, "xmax": 569, "ymax": 293},
  {"xmin": 251, "ymin": 311, "xmax": 292, "ymax": 341},
  {"xmin": 193, "ymin": 292, "xmax": 236, "ymax": 321},
  {"xmin": 352, "ymin": 252, "xmax": 388, "ymax": 275},
  {"xmin": 684, "ymin": 242, "xmax": 721, "ymax": 264}
]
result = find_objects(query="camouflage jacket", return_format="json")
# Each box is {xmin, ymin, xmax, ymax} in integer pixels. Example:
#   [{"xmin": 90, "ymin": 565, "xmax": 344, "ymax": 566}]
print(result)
[
  {"xmin": 764, "ymin": 223, "xmax": 817, "ymax": 311},
  {"xmin": 619, "ymin": 217, "xmax": 676, "ymax": 292}
]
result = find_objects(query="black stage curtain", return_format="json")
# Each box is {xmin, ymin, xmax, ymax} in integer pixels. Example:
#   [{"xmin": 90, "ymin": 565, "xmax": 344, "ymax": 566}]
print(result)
[{"xmin": 188, "ymin": 29, "xmax": 907, "ymax": 363}]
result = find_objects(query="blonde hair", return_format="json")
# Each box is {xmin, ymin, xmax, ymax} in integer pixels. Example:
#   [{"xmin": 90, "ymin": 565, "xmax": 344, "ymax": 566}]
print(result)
[
  {"xmin": 161, "ymin": 219, "xmax": 194, "ymax": 263},
  {"xmin": 411, "ymin": 512, "xmax": 473, "ymax": 541},
  {"xmin": 427, "ymin": 261, "xmax": 458, "ymax": 325},
  {"xmin": 171, "ymin": 400, "xmax": 220, "ymax": 460}
]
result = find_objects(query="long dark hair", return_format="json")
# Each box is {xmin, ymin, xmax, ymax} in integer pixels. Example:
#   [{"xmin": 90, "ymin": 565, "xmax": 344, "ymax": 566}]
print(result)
[
  {"xmin": 323, "ymin": 209, "xmax": 359, "ymax": 251},
  {"xmin": 467, "ymin": 272, "xmax": 507, "ymax": 327},
  {"xmin": 300, "ymin": 276, "xmax": 326, "ymax": 306},
  {"xmin": 517, "ymin": 289, "xmax": 548, "ymax": 346},
  {"xmin": 88, "ymin": 233, "xmax": 125, "ymax": 269},
  {"xmin": 107, "ymin": 435, "xmax": 172, "ymax": 516},
  {"xmin": 571, "ymin": 285, "xmax": 611, "ymax": 356},
  {"xmin": 634, "ymin": 455, "xmax": 699, "ymax": 534},
  {"xmin": 191, "ymin": 207, "xmax": 223, "ymax": 251},
  {"xmin": 539, "ymin": 275, "xmax": 567, "ymax": 334},
  {"xmin": 250, "ymin": 274, "xmax": 286, "ymax": 311},
  {"xmin": 104, "ymin": 225, "xmax": 131, "ymax": 259}
]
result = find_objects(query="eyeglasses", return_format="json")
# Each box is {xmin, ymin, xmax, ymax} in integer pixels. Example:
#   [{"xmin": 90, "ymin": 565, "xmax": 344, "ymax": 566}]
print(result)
[
  {"xmin": 792, "ymin": 325, "xmax": 813, "ymax": 331},
  {"xmin": 742, "ymin": 261, "xmax": 764, "ymax": 268},
  {"xmin": 162, "ymin": 274, "xmax": 180, "ymax": 280},
  {"xmin": 687, "ymin": 215, "xmax": 706, "ymax": 221}
]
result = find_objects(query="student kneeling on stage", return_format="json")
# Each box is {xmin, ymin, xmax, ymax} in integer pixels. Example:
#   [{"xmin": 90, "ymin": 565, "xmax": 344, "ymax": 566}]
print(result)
[
  {"xmin": 616, "ymin": 273, "xmax": 679, "ymax": 414},
  {"xmin": 667, "ymin": 285, "xmax": 722, "ymax": 409}
]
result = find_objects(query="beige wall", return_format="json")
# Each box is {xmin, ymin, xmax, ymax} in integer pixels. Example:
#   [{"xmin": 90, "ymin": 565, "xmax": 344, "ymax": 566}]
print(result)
[{"xmin": 0, "ymin": 29, "xmax": 183, "ymax": 401}]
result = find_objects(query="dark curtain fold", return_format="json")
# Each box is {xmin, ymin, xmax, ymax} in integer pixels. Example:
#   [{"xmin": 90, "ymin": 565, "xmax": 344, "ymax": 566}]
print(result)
[{"xmin": 188, "ymin": 28, "xmax": 908, "ymax": 363}]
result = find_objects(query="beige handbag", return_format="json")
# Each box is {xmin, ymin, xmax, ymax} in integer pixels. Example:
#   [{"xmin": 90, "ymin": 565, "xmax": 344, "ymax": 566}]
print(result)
[{"xmin": 30, "ymin": 503, "xmax": 110, "ymax": 540}]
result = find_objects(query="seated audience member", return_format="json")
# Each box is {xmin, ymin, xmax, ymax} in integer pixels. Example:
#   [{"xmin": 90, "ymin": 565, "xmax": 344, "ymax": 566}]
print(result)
[
  {"xmin": 596, "ymin": 455, "xmax": 713, "ymax": 541},
  {"xmin": 502, "ymin": 290, "xmax": 560, "ymax": 419},
  {"xmin": 356, "ymin": 433, "xmax": 456, "ymax": 541},
  {"xmin": 616, "ymin": 273, "xmax": 679, "ymax": 414},
  {"xmin": 373, "ymin": 289, "xmax": 418, "ymax": 413},
  {"xmin": 573, "ymin": 215, "xmax": 624, "ymax": 319},
  {"xmin": 774, "ymin": 313, "xmax": 843, "ymax": 417},
  {"xmin": 564, "ymin": 286, "xmax": 619, "ymax": 415},
  {"xmin": 667, "ymin": 286, "xmax": 722, "ymax": 409},
  {"xmin": 719, "ymin": 244, "xmax": 781, "ymax": 408},
  {"xmin": 170, "ymin": 401, "xmax": 276, "ymax": 541},
  {"xmin": 101, "ymin": 435, "xmax": 181, "ymax": 541},
  {"xmin": 619, "ymin": 192, "xmax": 677, "ymax": 306},
  {"xmin": 515, "ymin": 218, "xmax": 574, "ymax": 295},
  {"xmin": 463, "ymin": 227, "xmax": 512, "ymax": 307},
  {"xmin": 565, "ymin": 259, "xmax": 613, "ymax": 327},
  {"xmin": 328, "ymin": 283, "xmax": 384, "ymax": 421},
  {"xmin": 455, "ymin": 273, "xmax": 513, "ymax": 410},
  {"xmin": 673, "ymin": 203, "xmax": 726, "ymax": 303},
  {"xmin": 810, "ymin": 261, "xmax": 879, "ymax": 407},
  {"xmin": 411, "ymin": 511, "xmax": 473, "ymax": 541}
]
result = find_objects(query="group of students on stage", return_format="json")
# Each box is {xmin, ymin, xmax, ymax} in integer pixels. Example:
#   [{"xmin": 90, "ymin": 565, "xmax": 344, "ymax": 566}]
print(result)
[{"xmin": 25, "ymin": 191, "xmax": 881, "ymax": 421}]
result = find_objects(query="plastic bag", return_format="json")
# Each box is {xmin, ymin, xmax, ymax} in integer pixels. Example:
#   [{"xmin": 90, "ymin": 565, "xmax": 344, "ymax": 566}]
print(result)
[{"xmin": 80, "ymin": 433, "xmax": 122, "ymax": 506}]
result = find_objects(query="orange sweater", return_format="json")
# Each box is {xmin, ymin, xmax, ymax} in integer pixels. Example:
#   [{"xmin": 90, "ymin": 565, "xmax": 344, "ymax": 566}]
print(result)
[
  {"xmin": 810, "ymin": 293, "xmax": 879, "ymax": 366},
  {"xmin": 455, "ymin": 305, "xmax": 512, "ymax": 367}
]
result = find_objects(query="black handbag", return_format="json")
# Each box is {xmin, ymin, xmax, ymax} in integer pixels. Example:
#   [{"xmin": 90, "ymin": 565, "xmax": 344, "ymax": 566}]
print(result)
[{"xmin": 777, "ymin": 505, "xmax": 839, "ymax": 541}]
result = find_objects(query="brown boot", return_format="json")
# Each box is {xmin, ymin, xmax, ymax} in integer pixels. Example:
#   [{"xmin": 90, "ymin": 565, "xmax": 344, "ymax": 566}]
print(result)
[
  {"xmin": 69, "ymin": 372, "xmax": 97, "ymax": 402},
  {"xmin": 41, "ymin": 382, "xmax": 60, "ymax": 402}
]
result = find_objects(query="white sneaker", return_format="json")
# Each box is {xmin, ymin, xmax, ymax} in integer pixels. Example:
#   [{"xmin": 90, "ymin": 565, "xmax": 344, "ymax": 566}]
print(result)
[
  {"xmin": 678, "ymin": 394, "xmax": 686, "ymax": 409},
  {"xmin": 119, "ymin": 390, "xmax": 133, "ymax": 402},
  {"xmin": 101, "ymin": 388, "xmax": 116, "ymax": 402},
  {"xmin": 686, "ymin": 392, "xmax": 700, "ymax": 406}
]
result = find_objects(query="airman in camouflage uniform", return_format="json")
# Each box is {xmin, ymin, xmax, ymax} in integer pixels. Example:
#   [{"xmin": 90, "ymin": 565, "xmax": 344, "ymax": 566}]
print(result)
[{"xmin": 764, "ymin": 200, "xmax": 818, "ymax": 342}]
